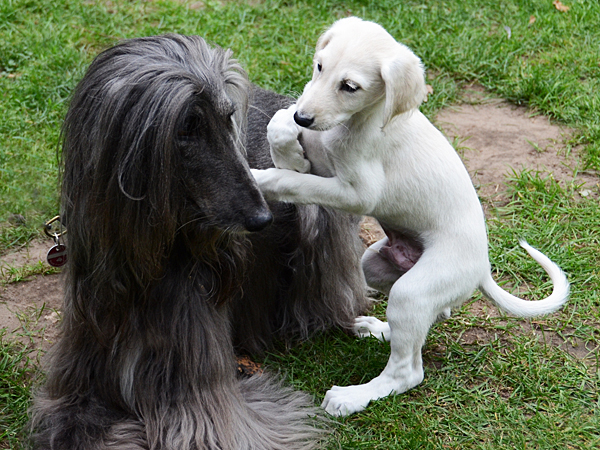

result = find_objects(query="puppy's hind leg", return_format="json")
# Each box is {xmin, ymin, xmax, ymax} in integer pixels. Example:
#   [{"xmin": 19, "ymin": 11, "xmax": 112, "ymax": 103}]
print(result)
[
  {"xmin": 361, "ymin": 237, "xmax": 405, "ymax": 296},
  {"xmin": 324, "ymin": 251, "xmax": 467, "ymax": 417},
  {"xmin": 353, "ymin": 315, "xmax": 391, "ymax": 342},
  {"xmin": 354, "ymin": 236, "xmax": 451, "ymax": 342},
  {"xmin": 354, "ymin": 235, "xmax": 425, "ymax": 342},
  {"xmin": 353, "ymin": 238, "xmax": 398, "ymax": 341},
  {"xmin": 323, "ymin": 277, "xmax": 435, "ymax": 416}
]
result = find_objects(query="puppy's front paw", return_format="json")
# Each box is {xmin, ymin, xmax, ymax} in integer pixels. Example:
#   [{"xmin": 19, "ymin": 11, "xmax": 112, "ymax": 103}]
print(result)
[
  {"xmin": 267, "ymin": 105, "xmax": 300, "ymax": 145},
  {"xmin": 251, "ymin": 168, "xmax": 293, "ymax": 202},
  {"xmin": 321, "ymin": 385, "xmax": 375, "ymax": 417},
  {"xmin": 353, "ymin": 316, "xmax": 390, "ymax": 342},
  {"xmin": 271, "ymin": 141, "xmax": 311, "ymax": 173},
  {"xmin": 251, "ymin": 168, "xmax": 275, "ymax": 198},
  {"xmin": 267, "ymin": 106, "xmax": 311, "ymax": 173}
]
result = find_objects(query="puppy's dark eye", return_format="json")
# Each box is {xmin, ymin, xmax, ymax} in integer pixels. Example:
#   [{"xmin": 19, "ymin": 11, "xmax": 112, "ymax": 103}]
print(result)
[
  {"xmin": 316, "ymin": 63, "xmax": 322, "ymax": 72},
  {"xmin": 340, "ymin": 81, "xmax": 360, "ymax": 93}
]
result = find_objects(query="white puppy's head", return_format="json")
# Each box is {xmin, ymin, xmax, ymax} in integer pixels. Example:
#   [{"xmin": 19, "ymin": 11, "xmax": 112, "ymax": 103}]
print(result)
[{"xmin": 294, "ymin": 17, "xmax": 427, "ymax": 131}]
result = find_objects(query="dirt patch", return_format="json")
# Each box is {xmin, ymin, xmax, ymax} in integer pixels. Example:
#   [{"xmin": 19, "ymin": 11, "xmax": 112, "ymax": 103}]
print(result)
[
  {"xmin": 359, "ymin": 216, "xmax": 386, "ymax": 246},
  {"xmin": 436, "ymin": 85, "xmax": 598, "ymax": 202},
  {"xmin": 1, "ymin": 240, "xmax": 51, "ymax": 268},
  {"xmin": 0, "ymin": 240, "xmax": 63, "ymax": 351},
  {"xmin": 0, "ymin": 272, "xmax": 62, "ymax": 351},
  {"xmin": 2, "ymin": 95, "xmax": 598, "ymax": 367}
]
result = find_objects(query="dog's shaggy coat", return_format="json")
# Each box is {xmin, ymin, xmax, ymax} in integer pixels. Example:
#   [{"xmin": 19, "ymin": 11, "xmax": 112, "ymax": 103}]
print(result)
[{"xmin": 29, "ymin": 34, "xmax": 368, "ymax": 449}]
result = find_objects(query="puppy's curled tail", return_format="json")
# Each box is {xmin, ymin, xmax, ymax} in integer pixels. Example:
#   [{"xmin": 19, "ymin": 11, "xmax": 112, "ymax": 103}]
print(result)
[{"xmin": 480, "ymin": 240, "xmax": 569, "ymax": 317}]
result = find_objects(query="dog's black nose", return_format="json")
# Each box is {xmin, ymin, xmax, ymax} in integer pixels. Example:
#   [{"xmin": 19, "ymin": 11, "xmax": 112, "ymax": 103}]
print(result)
[
  {"xmin": 245, "ymin": 210, "xmax": 274, "ymax": 232},
  {"xmin": 294, "ymin": 111, "xmax": 314, "ymax": 128}
]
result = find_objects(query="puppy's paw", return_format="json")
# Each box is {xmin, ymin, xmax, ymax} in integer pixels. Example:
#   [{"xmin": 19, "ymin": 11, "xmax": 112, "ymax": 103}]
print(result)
[
  {"xmin": 267, "ymin": 105, "xmax": 311, "ymax": 173},
  {"xmin": 251, "ymin": 167, "xmax": 304, "ymax": 202},
  {"xmin": 321, "ymin": 384, "xmax": 379, "ymax": 417},
  {"xmin": 322, "ymin": 371, "xmax": 423, "ymax": 416},
  {"xmin": 250, "ymin": 168, "xmax": 281, "ymax": 201},
  {"xmin": 271, "ymin": 141, "xmax": 311, "ymax": 173},
  {"xmin": 267, "ymin": 105, "xmax": 299, "ymax": 145},
  {"xmin": 353, "ymin": 316, "xmax": 390, "ymax": 342}
]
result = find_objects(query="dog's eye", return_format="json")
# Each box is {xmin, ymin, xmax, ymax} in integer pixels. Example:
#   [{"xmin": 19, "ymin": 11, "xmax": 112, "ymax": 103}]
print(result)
[
  {"xmin": 178, "ymin": 114, "xmax": 203, "ymax": 140},
  {"xmin": 316, "ymin": 63, "xmax": 322, "ymax": 72},
  {"xmin": 340, "ymin": 81, "xmax": 360, "ymax": 93},
  {"xmin": 178, "ymin": 119, "xmax": 196, "ymax": 139}
]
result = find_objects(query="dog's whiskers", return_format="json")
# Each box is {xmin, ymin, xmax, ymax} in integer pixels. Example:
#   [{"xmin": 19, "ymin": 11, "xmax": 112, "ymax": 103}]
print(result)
[{"xmin": 249, "ymin": 104, "xmax": 272, "ymax": 119}]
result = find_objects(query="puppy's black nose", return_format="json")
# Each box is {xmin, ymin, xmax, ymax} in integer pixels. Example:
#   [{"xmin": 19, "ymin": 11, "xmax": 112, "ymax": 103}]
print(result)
[
  {"xmin": 294, "ymin": 111, "xmax": 314, "ymax": 128},
  {"xmin": 245, "ymin": 210, "xmax": 273, "ymax": 232}
]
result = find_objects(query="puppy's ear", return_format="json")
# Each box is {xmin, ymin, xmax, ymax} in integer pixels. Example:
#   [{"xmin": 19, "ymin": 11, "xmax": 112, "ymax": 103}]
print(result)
[
  {"xmin": 380, "ymin": 45, "xmax": 427, "ymax": 129},
  {"xmin": 316, "ymin": 29, "xmax": 333, "ymax": 52}
]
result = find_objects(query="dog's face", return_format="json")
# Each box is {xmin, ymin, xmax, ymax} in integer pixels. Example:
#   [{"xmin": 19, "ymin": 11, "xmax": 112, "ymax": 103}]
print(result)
[
  {"xmin": 294, "ymin": 17, "xmax": 427, "ymax": 130},
  {"xmin": 177, "ymin": 84, "xmax": 273, "ymax": 234},
  {"xmin": 62, "ymin": 35, "xmax": 273, "ymax": 270}
]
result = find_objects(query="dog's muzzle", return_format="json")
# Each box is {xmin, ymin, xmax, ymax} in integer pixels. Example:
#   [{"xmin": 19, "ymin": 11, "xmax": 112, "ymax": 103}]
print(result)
[{"xmin": 294, "ymin": 111, "xmax": 314, "ymax": 128}]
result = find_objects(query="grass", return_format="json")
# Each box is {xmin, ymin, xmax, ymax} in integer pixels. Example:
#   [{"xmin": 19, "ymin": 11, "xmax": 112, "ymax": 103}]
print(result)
[
  {"xmin": 1, "ymin": 261, "xmax": 58, "ymax": 286},
  {"xmin": 266, "ymin": 326, "xmax": 598, "ymax": 449},
  {"xmin": 0, "ymin": 333, "xmax": 40, "ymax": 447},
  {"xmin": 1, "ymin": 0, "xmax": 599, "ymax": 448}
]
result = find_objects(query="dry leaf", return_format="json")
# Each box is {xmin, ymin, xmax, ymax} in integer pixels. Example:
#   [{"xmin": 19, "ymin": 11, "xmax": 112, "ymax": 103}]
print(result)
[
  {"xmin": 553, "ymin": 0, "xmax": 570, "ymax": 12},
  {"xmin": 423, "ymin": 84, "xmax": 434, "ymax": 102},
  {"xmin": 529, "ymin": 15, "xmax": 536, "ymax": 25},
  {"xmin": 236, "ymin": 355, "xmax": 263, "ymax": 377},
  {"xmin": 44, "ymin": 311, "xmax": 61, "ymax": 324}
]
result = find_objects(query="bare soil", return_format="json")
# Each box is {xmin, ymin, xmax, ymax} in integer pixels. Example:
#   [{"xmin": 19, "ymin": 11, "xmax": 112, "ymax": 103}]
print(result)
[
  {"xmin": 2, "ymin": 94, "xmax": 598, "ymax": 366},
  {"xmin": 0, "ymin": 271, "xmax": 62, "ymax": 351},
  {"xmin": 436, "ymin": 84, "xmax": 597, "ymax": 202}
]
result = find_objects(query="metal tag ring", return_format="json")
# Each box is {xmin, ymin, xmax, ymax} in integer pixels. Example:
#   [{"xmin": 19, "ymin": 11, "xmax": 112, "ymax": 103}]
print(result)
[{"xmin": 44, "ymin": 215, "xmax": 67, "ymax": 239}]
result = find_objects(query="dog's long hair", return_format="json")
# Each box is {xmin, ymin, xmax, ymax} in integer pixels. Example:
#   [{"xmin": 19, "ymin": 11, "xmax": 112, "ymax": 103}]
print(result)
[{"xmin": 29, "ymin": 35, "xmax": 368, "ymax": 449}]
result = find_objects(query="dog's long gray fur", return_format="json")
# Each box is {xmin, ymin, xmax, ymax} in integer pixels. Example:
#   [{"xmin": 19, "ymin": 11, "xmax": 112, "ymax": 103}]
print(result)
[{"xmin": 29, "ymin": 34, "xmax": 368, "ymax": 449}]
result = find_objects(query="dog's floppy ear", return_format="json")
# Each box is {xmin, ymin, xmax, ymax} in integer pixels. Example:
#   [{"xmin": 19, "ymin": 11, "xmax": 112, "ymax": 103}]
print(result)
[
  {"xmin": 315, "ymin": 29, "xmax": 333, "ymax": 52},
  {"xmin": 380, "ymin": 45, "xmax": 427, "ymax": 129}
]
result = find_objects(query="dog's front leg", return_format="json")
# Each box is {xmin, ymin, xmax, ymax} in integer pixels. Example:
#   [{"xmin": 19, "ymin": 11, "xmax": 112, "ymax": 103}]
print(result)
[{"xmin": 251, "ymin": 167, "xmax": 381, "ymax": 215}]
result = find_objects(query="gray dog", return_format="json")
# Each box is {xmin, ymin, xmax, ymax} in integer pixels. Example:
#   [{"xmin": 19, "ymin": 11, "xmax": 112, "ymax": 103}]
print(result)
[{"xmin": 29, "ymin": 34, "xmax": 368, "ymax": 450}]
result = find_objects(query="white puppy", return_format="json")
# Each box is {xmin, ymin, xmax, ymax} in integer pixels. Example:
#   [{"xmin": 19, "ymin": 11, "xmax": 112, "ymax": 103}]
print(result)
[{"xmin": 252, "ymin": 17, "xmax": 569, "ymax": 417}]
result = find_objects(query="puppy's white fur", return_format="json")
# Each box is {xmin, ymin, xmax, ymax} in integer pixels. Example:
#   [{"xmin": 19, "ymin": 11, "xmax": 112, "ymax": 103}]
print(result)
[{"xmin": 252, "ymin": 17, "xmax": 569, "ymax": 417}]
